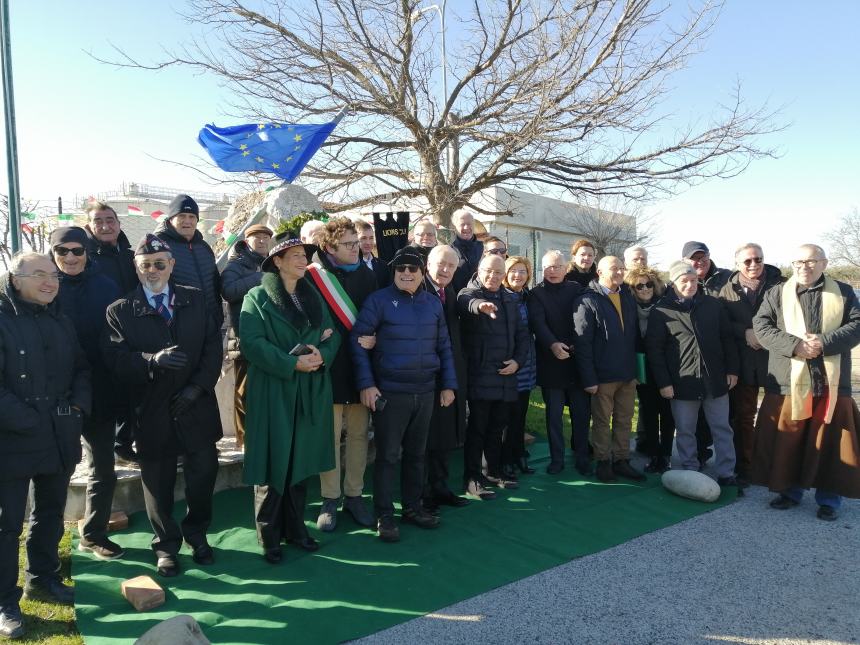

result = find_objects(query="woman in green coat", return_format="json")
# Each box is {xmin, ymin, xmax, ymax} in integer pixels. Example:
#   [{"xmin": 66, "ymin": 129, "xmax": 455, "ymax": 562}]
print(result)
[{"xmin": 240, "ymin": 237, "xmax": 340, "ymax": 564}]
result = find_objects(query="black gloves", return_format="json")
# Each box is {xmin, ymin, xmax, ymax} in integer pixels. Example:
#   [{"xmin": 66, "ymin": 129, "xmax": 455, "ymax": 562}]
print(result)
[
  {"xmin": 150, "ymin": 346, "xmax": 188, "ymax": 371},
  {"xmin": 170, "ymin": 384, "xmax": 204, "ymax": 417}
]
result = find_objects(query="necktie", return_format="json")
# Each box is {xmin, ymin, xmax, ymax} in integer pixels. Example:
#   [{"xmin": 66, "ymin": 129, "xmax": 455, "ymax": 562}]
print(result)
[
  {"xmin": 153, "ymin": 293, "xmax": 172, "ymax": 324},
  {"xmin": 438, "ymin": 287, "xmax": 446, "ymax": 304}
]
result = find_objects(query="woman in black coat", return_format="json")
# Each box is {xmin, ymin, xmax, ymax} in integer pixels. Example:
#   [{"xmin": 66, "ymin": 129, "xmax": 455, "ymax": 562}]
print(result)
[
  {"xmin": 564, "ymin": 238, "xmax": 598, "ymax": 288},
  {"xmin": 625, "ymin": 266, "xmax": 675, "ymax": 473}
]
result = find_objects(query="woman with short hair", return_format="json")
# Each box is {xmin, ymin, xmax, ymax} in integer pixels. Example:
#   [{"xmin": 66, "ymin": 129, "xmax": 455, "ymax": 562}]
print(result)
[{"xmin": 565, "ymin": 239, "xmax": 598, "ymax": 288}]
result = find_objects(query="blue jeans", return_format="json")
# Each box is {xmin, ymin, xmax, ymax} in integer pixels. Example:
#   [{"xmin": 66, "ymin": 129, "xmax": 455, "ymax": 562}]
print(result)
[
  {"xmin": 783, "ymin": 488, "xmax": 842, "ymax": 510},
  {"xmin": 542, "ymin": 386, "xmax": 591, "ymax": 467}
]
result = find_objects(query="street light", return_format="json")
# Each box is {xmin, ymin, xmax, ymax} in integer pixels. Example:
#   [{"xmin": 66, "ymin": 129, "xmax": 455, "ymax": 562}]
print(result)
[{"xmin": 411, "ymin": 0, "xmax": 450, "ymax": 180}]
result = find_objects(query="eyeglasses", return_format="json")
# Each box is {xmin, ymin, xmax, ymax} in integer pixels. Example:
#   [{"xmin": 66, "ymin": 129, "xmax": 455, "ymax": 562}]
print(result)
[
  {"xmin": 508, "ymin": 269, "xmax": 528, "ymax": 277},
  {"xmin": 136, "ymin": 261, "xmax": 170, "ymax": 271},
  {"xmin": 53, "ymin": 246, "xmax": 85, "ymax": 257},
  {"xmin": 15, "ymin": 271, "xmax": 60, "ymax": 281},
  {"xmin": 337, "ymin": 241, "xmax": 360, "ymax": 250},
  {"xmin": 395, "ymin": 265, "xmax": 421, "ymax": 274},
  {"xmin": 486, "ymin": 248, "xmax": 507, "ymax": 256},
  {"xmin": 481, "ymin": 269, "xmax": 504, "ymax": 277},
  {"xmin": 742, "ymin": 257, "xmax": 763, "ymax": 267},
  {"xmin": 635, "ymin": 282, "xmax": 655, "ymax": 290},
  {"xmin": 791, "ymin": 259, "xmax": 824, "ymax": 269}
]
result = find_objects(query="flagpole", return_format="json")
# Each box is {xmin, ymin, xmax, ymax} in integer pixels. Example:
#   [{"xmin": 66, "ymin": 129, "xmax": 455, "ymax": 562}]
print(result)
[{"xmin": 0, "ymin": 0, "xmax": 21, "ymax": 253}]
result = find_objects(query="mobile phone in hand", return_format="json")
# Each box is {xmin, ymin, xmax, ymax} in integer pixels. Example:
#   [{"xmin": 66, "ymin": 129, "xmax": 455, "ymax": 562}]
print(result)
[
  {"xmin": 289, "ymin": 343, "xmax": 313, "ymax": 356},
  {"xmin": 375, "ymin": 396, "xmax": 388, "ymax": 412}
]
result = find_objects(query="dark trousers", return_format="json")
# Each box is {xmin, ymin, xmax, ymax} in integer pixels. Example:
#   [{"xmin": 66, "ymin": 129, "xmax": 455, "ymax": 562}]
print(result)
[
  {"xmin": 730, "ymin": 383, "xmax": 760, "ymax": 478},
  {"xmin": 502, "ymin": 390, "xmax": 531, "ymax": 466},
  {"xmin": 637, "ymin": 383, "xmax": 675, "ymax": 458},
  {"xmin": 425, "ymin": 449, "xmax": 452, "ymax": 498},
  {"xmin": 464, "ymin": 398, "xmax": 509, "ymax": 482},
  {"xmin": 139, "ymin": 442, "xmax": 218, "ymax": 559},
  {"xmin": 0, "ymin": 470, "xmax": 70, "ymax": 608},
  {"xmin": 254, "ymin": 481, "xmax": 309, "ymax": 548},
  {"xmin": 543, "ymin": 386, "xmax": 591, "ymax": 467},
  {"xmin": 81, "ymin": 416, "xmax": 118, "ymax": 543},
  {"xmin": 373, "ymin": 391, "xmax": 435, "ymax": 517}
]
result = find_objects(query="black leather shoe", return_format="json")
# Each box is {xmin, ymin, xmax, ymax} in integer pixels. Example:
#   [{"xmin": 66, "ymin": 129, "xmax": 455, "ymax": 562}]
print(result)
[
  {"xmin": 290, "ymin": 536, "xmax": 320, "ymax": 552},
  {"xmin": 817, "ymin": 505, "xmax": 838, "ymax": 521},
  {"xmin": 434, "ymin": 491, "xmax": 469, "ymax": 507},
  {"xmin": 156, "ymin": 555, "xmax": 180, "ymax": 577},
  {"xmin": 402, "ymin": 507, "xmax": 441, "ymax": 529},
  {"xmin": 575, "ymin": 459, "xmax": 593, "ymax": 476},
  {"xmin": 423, "ymin": 497, "xmax": 441, "ymax": 515},
  {"xmin": 515, "ymin": 456, "xmax": 536, "ymax": 474},
  {"xmin": 191, "ymin": 543, "xmax": 215, "ymax": 566},
  {"xmin": 263, "ymin": 547, "xmax": 283, "ymax": 564},
  {"xmin": 23, "ymin": 578, "xmax": 74, "ymax": 606},
  {"xmin": 546, "ymin": 463, "xmax": 564, "ymax": 475},
  {"xmin": 613, "ymin": 459, "xmax": 646, "ymax": 482},
  {"xmin": 596, "ymin": 460, "xmax": 617, "ymax": 482},
  {"xmin": 769, "ymin": 494, "xmax": 799, "ymax": 510}
]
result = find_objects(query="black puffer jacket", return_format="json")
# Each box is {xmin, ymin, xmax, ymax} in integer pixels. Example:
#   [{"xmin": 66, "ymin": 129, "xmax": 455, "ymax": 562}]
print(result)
[
  {"xmin": 528, "ymin": 279, "xmax": 583, "ymax": 388},
  {"xmin": 753, "ymin": 277, "xmax": 860, "ymax": 396},
  {"xmin": 646, "ymin": 290, "xmax": 739, "ymax": 400},
  {"xmin": 221, "ymin": 240, "xmax": 265, "ymax": 359},
  {"xmin": 451, "ymin": 235, "xmax": 483, "ymax": 293},
  {"xmin": 103, "ymin": 281, "xmax": 223, "ymax": 458},
  {"xmin": 311, "ymin": 251, "xmax": 378, "ymax": 404},
  {"xmin": 699, "ymin": 262, "xmax": 731, "ymax": 297},
  {"xmin": 573, "ymin": 280, "xmax": 638, "ymax": 387},
  {"xmin": 154, "ymin": 219, "xmax": 223, "ymax": 327},
  {"xmin": 457, "ymin": 284, "xmax": 529, "ymax": 402},
  {"xmin": 717, "ymin": 264, "xmax": 785, "ymax": 386},
  {"xmin": 0, "ymin": 274, "xmax": 91, "ymax": 480},
  {"xmin": 564, "ymin": 264, "xmax": 597, "ymax": 289},
  {"xmin": 85, "ymin": 228, "xmax": 138, "ymax": 295}
]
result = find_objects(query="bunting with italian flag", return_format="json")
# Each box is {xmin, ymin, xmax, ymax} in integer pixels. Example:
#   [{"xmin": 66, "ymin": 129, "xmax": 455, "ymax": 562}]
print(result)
[
  {"xmin": 306, "ymin": 263, "xmax": 358, "ymax": 330},
  {"xmin": 128, "ymin": 205, "xmax": 143, "ymax": 216}
]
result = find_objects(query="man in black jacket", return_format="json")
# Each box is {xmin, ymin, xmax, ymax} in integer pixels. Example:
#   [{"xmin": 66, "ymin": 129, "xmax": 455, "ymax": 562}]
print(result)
[
  {"xmin": 0, "ymin": 253, "xmax": 90, "ymax": 639},
  {"xmin": 356, "ymin": 219, "xmax": 389, "ymax": 288},
  {"xmin": 422, "ymin": 245, "xmax": 469, "ymax": 510},
  {"xmin": 529, "ymin": 250, "xmax": 588, "ymax": 474},
  {"xmin": 154, "ymin": 194, "xmax": 223, "ymax": 328},
  {"xmin": 221, "ymin": 224, "xmax": 273, "ymax": 448},
  {"xmin": 458, "ymin": 254, "xmax": 529, "ymax": 499},
  {"xmin": 103, "ymin": 234, "xmax": 223, "ymax": 578},
  {"xmin": 718, "ymin": 243, "xmax": 785, "ymax": 484},
  {"xmin": 574, "ymin": 256, "xmax": 643, "ymax": 483},
  {"xmin": 312, "ymin": 217, "xmax": 378, "ymax": 532},
  {"xmin": 646, "ymin": 261, "xmax": 739, "ymax": 486},
  {"xmin": 451, "ymin": 209, "xmax": 483, "ymax": 292}
]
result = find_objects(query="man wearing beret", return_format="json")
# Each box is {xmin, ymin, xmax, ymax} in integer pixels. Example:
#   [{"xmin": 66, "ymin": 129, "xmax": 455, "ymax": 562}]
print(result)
[
  {"xmin": 103, "ymin": 234, "xmax": 223, "ymax": 577},
  {"xmin": 154, "ymin": 194, "xmax": 223, "ymax": 327},
  {"xmin": 221, "ymin": 224, "xmax": 273, "ymax": 448}
]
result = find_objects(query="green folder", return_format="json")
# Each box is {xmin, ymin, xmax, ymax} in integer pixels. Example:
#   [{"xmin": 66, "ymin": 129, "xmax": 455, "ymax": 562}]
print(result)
[{"xmin": 636, "ymin": 352, "xmax": 647, "ymax": 384}]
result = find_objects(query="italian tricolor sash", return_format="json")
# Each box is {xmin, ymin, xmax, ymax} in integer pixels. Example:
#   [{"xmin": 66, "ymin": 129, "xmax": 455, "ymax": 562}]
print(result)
[{"xmin": 307, "ymin": 263, "xmax": 359, "ymax": 330}]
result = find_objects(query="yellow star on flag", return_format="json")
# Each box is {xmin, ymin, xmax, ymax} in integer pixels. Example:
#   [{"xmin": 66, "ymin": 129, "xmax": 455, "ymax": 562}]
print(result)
[
  {"xmin": 271, "ymin": 162, "xmax": 280, "ymax": 169},
  {"xmin": 293, "ymin": 134, "xmax": 302, "ymax": 142},
  {"xmin": 239, "ymin": 143, "xmax": 248, "ymax": 150},
  {"xmin": 294, "ymin": 145, "xmax": 301, "ymax": 151},
  {"xmin": 285, "ymin": 156, "xmax": 293, "ymax": 162},
  {"xmin": 242, "ymin": 150, "xmax": 250, "ymax": 157},
  {"xmin": 272, "ymin": 124, "xmax": 281, "ymax": 129},
  {"xmin": 257, "ymin": 124, "xmax": 266, "ymax": 130},
  {"xmin": 255, "ymin": 156, "xmax": 265, "ymax": 163}
]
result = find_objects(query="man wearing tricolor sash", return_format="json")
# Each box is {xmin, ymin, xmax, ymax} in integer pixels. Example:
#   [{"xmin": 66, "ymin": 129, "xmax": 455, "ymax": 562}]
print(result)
[
  {"xmin": 752, "ymin": 244, "xmax": 860, "ymax": 521},
  {"xmin": 309, "ymin": 218, "xmax": 378, "ymax": 531}
]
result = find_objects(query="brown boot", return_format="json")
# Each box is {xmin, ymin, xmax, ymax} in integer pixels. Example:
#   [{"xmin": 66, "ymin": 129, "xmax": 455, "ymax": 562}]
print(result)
[
  {"xmin": 596, "ymin": 460, "xmax": 617, "ymax": 482},
  {"xmin": 613, "ymin": 459, "xmax": 646, "ymax": 482}
]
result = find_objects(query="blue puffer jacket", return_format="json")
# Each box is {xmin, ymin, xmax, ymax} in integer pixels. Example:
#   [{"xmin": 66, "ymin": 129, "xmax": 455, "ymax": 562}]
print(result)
[
  {"xmin": 154, "ymin": 219, "xmax": 223, "ymax": 327},
  {"xmin": 351, "ymin": 285, "xmax": 457, "ymax": 395},
  {"xmin": 573, "ymin": 280, "xmax": 638, "ymax": 387},
  {"xmin": 509, "ymin": 288, "xmax": 536, "ymax": 392}
]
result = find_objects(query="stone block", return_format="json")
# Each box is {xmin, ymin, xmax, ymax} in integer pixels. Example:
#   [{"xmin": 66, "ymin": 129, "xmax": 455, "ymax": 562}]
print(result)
[
  {"xmin": 121, "ymin": 576, "xmax": 165, "ymax": 612},
  {"xmin": 661, "ymin": 469, "xmax": 721, "ymax": 503},
  {"xmin": 134, "ymin": 614, "xmax": 210, "ymax": 644}
]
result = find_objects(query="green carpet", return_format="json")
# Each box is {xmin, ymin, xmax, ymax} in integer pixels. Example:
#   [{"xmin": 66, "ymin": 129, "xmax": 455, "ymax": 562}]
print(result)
[{"xmin": 73, "ymin": 440, "xmax": 733, "ymax": 644}]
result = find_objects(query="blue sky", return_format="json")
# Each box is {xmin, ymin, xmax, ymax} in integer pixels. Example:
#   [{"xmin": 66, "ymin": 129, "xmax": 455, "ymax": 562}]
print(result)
[{"xmin": 2, "ymin": 1, "xmax": 859, "ymax": 268}]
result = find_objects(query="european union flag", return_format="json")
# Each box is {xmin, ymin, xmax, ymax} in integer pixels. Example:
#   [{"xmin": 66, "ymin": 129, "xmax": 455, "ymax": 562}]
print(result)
[{"xmin": 197, "ymin": 118, "xmax": 339, "ymax": 182}]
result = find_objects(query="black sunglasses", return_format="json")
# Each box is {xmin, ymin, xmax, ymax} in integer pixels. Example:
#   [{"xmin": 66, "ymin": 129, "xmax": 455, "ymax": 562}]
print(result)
[
  {"xmin": 635, "ymin": 281, "xmax": 655, "ymax": 290},
  {"xmin": 742, "ymin": 257, "xmax": 763, "ymax": 266},
  {"xmin": 395, "ymin": 265, "xmax": 421, "ymax": 274},
  {"xmin": 487, "ymin": 248, "xmax": 507, "ymax": 256},
  {"xmin": 54, "ymin": 246, "xmax": 86, "ymax": 257}
]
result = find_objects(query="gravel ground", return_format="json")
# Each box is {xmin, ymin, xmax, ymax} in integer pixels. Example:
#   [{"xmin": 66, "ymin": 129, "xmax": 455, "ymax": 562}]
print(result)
[{"xmin": 353, "ymin": 485, "xmax": 859, "ymax": 645}]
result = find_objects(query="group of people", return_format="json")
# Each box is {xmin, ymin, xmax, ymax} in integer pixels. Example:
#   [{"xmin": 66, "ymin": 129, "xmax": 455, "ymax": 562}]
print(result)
[{"xmin": 2, "ymin": 197, "xmax": 859, "ymax": 640}]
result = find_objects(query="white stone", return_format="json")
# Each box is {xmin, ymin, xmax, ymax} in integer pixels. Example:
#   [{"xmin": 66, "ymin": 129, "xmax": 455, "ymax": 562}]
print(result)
[
  {"xmin": 661, "ymin": 469, "xmax": 721, "ymax": 503},
  {"xmin": 134, "ymin": 615, "xmax": 210, "ymax": 645},
  {"xmin": 263, "ymin": 184, "xmax": 322, "ymax": 229}
]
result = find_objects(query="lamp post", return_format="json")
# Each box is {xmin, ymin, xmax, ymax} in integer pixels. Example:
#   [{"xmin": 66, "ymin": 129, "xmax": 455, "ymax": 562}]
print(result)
[
  {"xmin": 0, "ymin": 0, "xmax": 20, "ymax": 253},
  {"xmin": 411, "ymin": 0, "xmax": 450, "ymax": 180}
]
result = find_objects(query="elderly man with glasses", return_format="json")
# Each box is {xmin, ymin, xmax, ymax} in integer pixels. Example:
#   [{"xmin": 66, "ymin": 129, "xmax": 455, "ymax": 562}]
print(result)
[
  {"xmin": 103, "ymin": 234, "xmax": 223, "ymax": 578},
  {"xmin": 717, "ymin": 243, "xmax": 784, "ymax": 485},
  {"xmin": 351, "ymin": 247, "xmax": 457, "ymax": 541},
  {"xmin": 752, "ymin": 244, "xmax": 860, "ymax": 521},
  {"xmin": 0, "ymin": 253, "xmax": 90, "ymax": 640}
]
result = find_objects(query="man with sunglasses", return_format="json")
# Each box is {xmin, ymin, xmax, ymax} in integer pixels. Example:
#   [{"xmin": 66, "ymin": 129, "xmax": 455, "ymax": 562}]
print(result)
[
  {"xmin": 103, "ymin": 234, "xmax": 223, "ymax": 578},
  {"xmin": 351, "ymin": 247, "xmax": 456, "ymax": 541},
  {"xmin": 50, "ymin": 227, "xmax": 125, "ymax": 561},
  {"xmin": 0, "ymin": 252, "xmax": 90, "ymax": 639},
  {"xmin": 718, "ymin": 243, "xmax": 784, "ymax": 485},
  {"xmin": 311, "ymin": 217, "xmax": 378, "ymax": 532}
]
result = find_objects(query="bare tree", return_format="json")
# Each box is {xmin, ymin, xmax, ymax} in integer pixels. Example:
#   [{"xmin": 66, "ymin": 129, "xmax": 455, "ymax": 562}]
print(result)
[
  {"xmin": 0, "ymin": 196, "xmax": 49, "ymax": 271},
  {"xmin": 823, "ymin": 207, "xmax": 860, "ymax": 269},
  {"xmin": 103, "ymin": 0, "xmax": 779, "ymax": 227}
]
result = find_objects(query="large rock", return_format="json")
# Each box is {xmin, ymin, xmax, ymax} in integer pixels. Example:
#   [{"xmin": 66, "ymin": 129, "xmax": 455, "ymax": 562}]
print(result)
[
  {"xmin": 263, "ymin": 184, "xmax": 322, "ymax": 229},
  {"xmin": 661, "ymin": 469, "xmax": 721, "ymax": 503},
  {"xmin": 134, "ymin": 615, "xmax": 210, "ymax": 645}
]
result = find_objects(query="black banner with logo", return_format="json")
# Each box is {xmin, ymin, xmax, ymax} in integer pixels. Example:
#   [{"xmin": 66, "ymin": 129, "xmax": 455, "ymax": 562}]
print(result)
[{"xmin": 372, "ymin": 211, "xmax": 410, "ymax": 264}]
